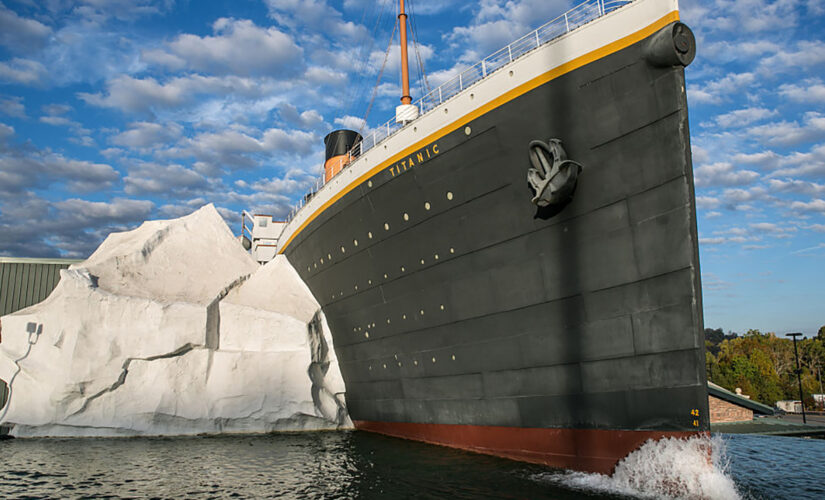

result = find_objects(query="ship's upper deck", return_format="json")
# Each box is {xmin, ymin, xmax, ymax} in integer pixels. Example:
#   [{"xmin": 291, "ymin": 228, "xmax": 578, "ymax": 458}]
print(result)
[{"xmin": 277, "ymin": 0, "xmax": 680, "ymax": 254}]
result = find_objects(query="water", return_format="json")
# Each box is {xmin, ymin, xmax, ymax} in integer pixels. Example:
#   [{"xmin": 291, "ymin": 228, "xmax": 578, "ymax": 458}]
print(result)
[{"xmin": 0, "ymin": 431, "xmax": 822, "ymax": 499}]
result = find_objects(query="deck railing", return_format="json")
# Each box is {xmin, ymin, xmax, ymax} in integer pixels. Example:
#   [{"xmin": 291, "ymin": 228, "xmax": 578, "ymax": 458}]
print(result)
[{"xmin": 285, "ymin": 0, "xmax": 632, "ymax": 223}]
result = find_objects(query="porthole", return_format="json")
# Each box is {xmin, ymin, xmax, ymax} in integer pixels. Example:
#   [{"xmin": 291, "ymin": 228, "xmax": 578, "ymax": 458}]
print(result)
[
  {"xmin": 384, "ymin": 273, "xmax": 388, "ymax": 279},
  {"xmin": 419, "ymin": 309, "xmax": 424, "ymax": 315},
  {"xmin": 469, "ymin": 93, "xmax": 474, "ymax": 100},
  {"xmin": 420, "ymin": 259, "xmax": 425, "ymax": 265},
  {"xmin": 446, "ymin": 191, "xmax": 454, "ymax": 200},
  {"xmin": 403, "ymin": 213, "xmax": 409, "ymax": 221},
  {"xmin": 353, "ymin": 239, "xmax": 358, "ymax": 246},
  {"xmin": 402, "ymin": 314, "xmax": 407, "ymax": 320},
  {"xmin": 444, "ymin": 108, "xmax": 449, "ymax": 114},
  {"xmin": 365, "ymin": 332, "xmax": 369, "ymax": 338},
  {"xmin": 368, "ymin": 180, "xmax": 373, "ymax": 188},
  {"xmin": 368, "ymin": 279, "xmax": 372, "ymax": 285},
  {"xmin": 509, "ymin": 70, "xmax": 514, "ymax": 76},
  {"xmin": 320, "ymin": 258, "xmax": 324, "ymax": 264},
  {"xmin": 414, "ymin": 360, "xmax": 419, "ymax": 366},
  {"xmin": 434, "ymin": 253, "xmax": 439, "ymax": 260},
  {"xmin": 354, "ymin": 285, "xmax": 358, "ymax": 290},
  {"xmin": 387, "ymin": 318, "xmax": 391, "ymax": 324},
  {"xmin": 440, "ymin": 304, "xmax": 445, "ymax": 311},
  {"xmin": 424, "ymin": 202, "xmax": 431, "ymax": 210},
  {"xmin": 451, "ymin": 354, "xmax": 456, "ymax": 361},
  {"xmin": 450, "ymin": 247, "xmax": 455, "ymax": 254},
  {"xmin": 368, "ymin": 231, "xmax": 373, "ymax": 239},
  {"xmin": 400, "ymin": 266, "xmax": 405, "ymax": 272},
  {"xmin": 432, "ymin": 357, "xmax": 436, "ymax": 363},
  {"xmin": 341, "ymin": 246, "xmax": 346, "ymax": 253},
  {"xmin": 464, "ymin": 126, "xmax": 471, "ymax": 135},
  {"xmin": 328, "ymin": 253, "xmax": 332, "ymax": 259},
  {"xmin": 398, "ymin": 362, "xmax": 402, "ymax": 367},
  {"xmin": 384, "ymin": 223, "xmax": 390, "ymax": 231}
]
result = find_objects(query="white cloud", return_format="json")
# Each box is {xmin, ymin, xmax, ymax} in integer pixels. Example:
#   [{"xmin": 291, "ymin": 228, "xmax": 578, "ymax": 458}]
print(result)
[
  {"xmin": 790, "ymin": 199, "xmax": 825, "ymax": 214},
  {"xmin": 0, "ymin": 96, "xmax": 25, "ymax": 118},
  {"xmin": 265, "ymin": 0, "xmax": 368, "ymax": 40},
  {"xmin": 696, "ymin": 195, "xmax": 721, "ymax": 209},
  {"xmin": 759, "ymin": 40, "xmax": 825, "ymax": 74},
  {"xmin": 123, "ymin": 162, "xmax": 208, "ymax": 196},
  {"xmin": 163, "ymin": 127, "xmax": 317, "ymax": 173},
  {"xmin": 768, "ymin": 178, "xmax": 825, "ymax": 196},
  {"xmin": 0, "ymin": 122, "xmax": 13, "ymax": 139},
  {"xmin": 779, "ymin": 79, "xmax": 825, "ymax": 103},
  {"xmin": 53, "ymin": 197, "xmax": 154, "ymax": 223},
  {"xmin": 0, "ymin": 58, "xmax": 47, "ymax": 85},
  {"xmin": 712, "ymin": 107, "xmax": 777, "ymax": 128},
  {"xmin": 146, "ymin": 18, "xmax": 303, "ymax": 77},
  {"xmin": 279, "ymin": 103, "xmax": 324, "ymax": 130},
  {"xmin": 689, "ymin": 72, "xmax": 755, "ymax": 105},
  {"xmin": 694, "ymin": 162, "xmax": 759, "ymax": 188},
  {"xmin": 0, "ymin": 5, "xmax": 51, "ymax": 52},
  {"xmin": 78, "ymin": 74, "xmax": 275, "ymax": 114},
  {"xmin": 111, "ymin": 121, "xmax": 183, "ymax": 149},
  {"xmin": 748, "ymin": 112, "xmax": 825, "ymax": 147}
]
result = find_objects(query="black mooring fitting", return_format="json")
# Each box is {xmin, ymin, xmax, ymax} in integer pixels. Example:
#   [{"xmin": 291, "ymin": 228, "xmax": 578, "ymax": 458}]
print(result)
[{"xmin": 645, "ymin": 22, "xmax": 696, "ymax": 67}]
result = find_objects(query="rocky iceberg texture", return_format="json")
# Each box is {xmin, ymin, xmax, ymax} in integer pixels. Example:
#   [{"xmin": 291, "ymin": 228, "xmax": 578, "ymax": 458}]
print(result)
[{"xmin": 0, "ymin": 205, "xmax": 350, "ymax": 437}]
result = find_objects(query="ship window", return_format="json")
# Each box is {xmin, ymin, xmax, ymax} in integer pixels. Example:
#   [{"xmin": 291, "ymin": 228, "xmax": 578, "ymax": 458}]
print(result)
[
  {"xmin": 341, "ymin": 246, "xmax": 346, "ymax": 253},
  {"xmin": 353, "ymin": 239, "xmax": 358, "ymax": 246},
  {"xmin": 420, "ymin": 259, "xmax": 425, "ymax": 265},
  {"xmin": 259, "ymin": 218, "xmax": 268, "ymax": 227},
  {"xmin": 446, "ymin": 191, "xmax": 454, "ymax": 200},
  {"xmin": 424, "ymin": 202, "xmax": 431, "ymax": 210},
  {"xmin": 368, "ymin": 231, "xmax": 373, "ymax": 239},
  {"xmin": 364, "ymin": 332, "xmax": 369, "ymax": 338},
  {"xmin": 368, "ymin": 180, "xmax": 373, "ymax": 188},
  {"xmin": 440, "ymin": 304, "xmax": 445, "ymax": 311},
  {"xmin": 434, "ymin": 253, "xmax": 439, "ymax": 260},
  {"xmin": 465, "ymin": 126, "xmax": 471, "ymax": 135},
  {"xmin": 384, "ymin": 223, "xmax": 390, "ymax": 231}
]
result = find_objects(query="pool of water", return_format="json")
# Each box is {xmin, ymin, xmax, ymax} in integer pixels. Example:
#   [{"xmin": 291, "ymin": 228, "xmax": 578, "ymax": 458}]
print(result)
[{"xmin": 0, "ymin": 431, "xmax": 821, "ymax": 499}]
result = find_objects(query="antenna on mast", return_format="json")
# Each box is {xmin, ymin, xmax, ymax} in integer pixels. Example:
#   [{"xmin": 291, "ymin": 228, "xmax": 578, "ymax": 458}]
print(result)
[{"xmin": 395, "ymin": 0, "xmax": 419, "ymax": 124}]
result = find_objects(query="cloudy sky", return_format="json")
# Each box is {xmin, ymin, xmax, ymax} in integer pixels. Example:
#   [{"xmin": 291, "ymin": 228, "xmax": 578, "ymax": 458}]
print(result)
[{"xmin": 0, "ymin": 0, "xmax": 823, "ymax": 334}]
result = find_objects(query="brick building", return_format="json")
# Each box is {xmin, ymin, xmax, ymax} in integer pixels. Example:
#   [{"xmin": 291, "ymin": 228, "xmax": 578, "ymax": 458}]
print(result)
[{"xmin": 708, "ymin": 382, "xmax": 775, "ymax": 423}]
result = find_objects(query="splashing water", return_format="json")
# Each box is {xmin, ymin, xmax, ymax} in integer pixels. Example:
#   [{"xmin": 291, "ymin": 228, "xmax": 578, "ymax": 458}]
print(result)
[{"xmin": 533, "ymin": 435, "xmax": 741, "ymax": 499}]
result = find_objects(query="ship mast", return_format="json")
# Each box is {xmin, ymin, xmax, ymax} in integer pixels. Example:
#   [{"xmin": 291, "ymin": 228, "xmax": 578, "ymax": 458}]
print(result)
[
  {"xmin": 395, "ymin": 0, "xmax": 419, "ymax": 123},
  {"xmin": 398, "ymin": 0, "xmax": 411, "ymax": 105}
]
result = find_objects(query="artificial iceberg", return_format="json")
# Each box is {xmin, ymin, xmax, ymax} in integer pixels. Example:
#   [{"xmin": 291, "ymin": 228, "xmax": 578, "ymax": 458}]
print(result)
[{"xmin": 0, "ymin": 205, "xmax": 350, "ymax": 437}]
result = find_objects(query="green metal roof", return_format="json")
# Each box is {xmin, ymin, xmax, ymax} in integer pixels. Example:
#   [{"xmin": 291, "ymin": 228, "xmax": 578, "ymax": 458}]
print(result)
[
  {"xmin": 708, "ymin": 381, "xmax": 775, "ymax": 416},
  {"xmin": 0, "ymin": 256, "xmax": 83, "ymax": 265}
]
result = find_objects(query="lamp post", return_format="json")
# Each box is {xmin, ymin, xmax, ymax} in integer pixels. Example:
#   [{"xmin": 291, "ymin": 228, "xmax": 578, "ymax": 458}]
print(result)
[{"xmin": 786, "ymin": 332, "xmax": 807, "ymax": 424}]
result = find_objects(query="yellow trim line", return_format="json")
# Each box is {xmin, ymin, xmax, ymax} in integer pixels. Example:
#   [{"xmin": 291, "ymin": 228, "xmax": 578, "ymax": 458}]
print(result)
[{"xmin": 279, "ymin": 10, "xmax": 680, "ymax": 254}]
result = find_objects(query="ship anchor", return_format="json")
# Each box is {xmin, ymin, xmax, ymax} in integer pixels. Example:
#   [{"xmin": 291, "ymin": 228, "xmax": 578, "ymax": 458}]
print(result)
[{"xmin": 527, "ymin": 138, "xmax": 582, "ymax": 211}]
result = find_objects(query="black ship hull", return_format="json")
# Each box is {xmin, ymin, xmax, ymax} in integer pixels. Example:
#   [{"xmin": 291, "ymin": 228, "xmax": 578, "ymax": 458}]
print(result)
[{"xmin": 282, "ymin": 4, "xmax": 706, "ymax": 473}]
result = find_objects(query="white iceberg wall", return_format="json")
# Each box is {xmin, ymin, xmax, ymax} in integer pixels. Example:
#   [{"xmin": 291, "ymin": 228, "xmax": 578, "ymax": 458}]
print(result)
[{"xmin": 0, "ymin": 205, "xmax": 351, "ymax": 437}]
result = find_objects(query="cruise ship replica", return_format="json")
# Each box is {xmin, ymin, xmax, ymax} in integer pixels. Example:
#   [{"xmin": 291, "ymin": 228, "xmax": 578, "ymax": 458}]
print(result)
[{"xmin": 254, "ymin": 0, "xmax": 706, "ymax": 473}]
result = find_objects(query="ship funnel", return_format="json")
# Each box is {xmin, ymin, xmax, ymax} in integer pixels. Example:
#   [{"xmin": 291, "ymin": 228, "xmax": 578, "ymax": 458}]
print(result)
[{"xmin": 323, "ymin": 129, "xmax": 362, "ymax": 183}]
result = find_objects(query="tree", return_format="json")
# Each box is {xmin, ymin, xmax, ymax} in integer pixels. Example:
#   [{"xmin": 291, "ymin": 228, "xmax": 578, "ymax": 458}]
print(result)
[{"xmin": 818, "ymin": 325, "xmax": 825, "ymax": 340}]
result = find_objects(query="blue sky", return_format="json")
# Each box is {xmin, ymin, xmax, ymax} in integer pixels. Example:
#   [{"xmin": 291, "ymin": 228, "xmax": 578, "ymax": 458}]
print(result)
[{"xmin": 0, "ymin": 0, "xmax": 823, "ymax": 335}]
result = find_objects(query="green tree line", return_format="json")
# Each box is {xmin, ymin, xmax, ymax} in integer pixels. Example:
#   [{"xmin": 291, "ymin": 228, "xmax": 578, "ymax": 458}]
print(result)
[{"xmin": 705, "ymin": 326, "xmax": 825, "ymax": 410}]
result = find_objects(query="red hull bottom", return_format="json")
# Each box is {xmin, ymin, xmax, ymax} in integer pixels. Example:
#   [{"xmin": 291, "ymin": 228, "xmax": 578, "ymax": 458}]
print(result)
[{"xmin": 354, "ymin": 420, "xmax": 700, "ymax": 474}]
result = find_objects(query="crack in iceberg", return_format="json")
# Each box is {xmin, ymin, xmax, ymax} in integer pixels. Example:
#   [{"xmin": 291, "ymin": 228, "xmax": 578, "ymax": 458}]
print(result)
[{"xmin": 68, "ymin": 343, "xmax": 197, "ymax": 418}]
